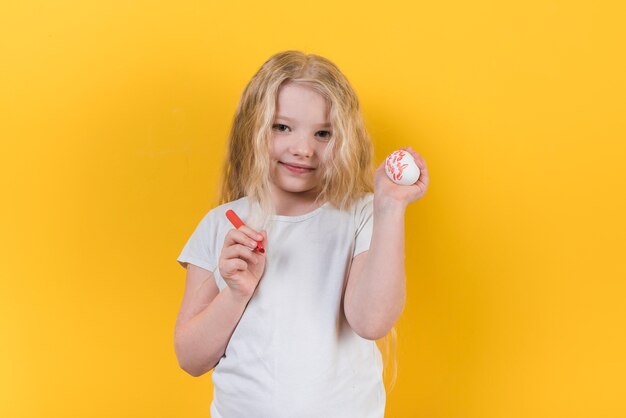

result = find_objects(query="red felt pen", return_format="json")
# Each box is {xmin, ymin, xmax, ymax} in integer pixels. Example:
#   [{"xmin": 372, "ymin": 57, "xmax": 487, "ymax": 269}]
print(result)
[{"xmin": 225, "ymin": 209, "xmax": 265, "ymax": 253}]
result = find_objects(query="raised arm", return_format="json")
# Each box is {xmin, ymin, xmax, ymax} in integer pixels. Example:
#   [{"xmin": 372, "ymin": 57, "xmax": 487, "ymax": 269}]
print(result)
[{"xmin": 344, "ymin": 147, "xmax": 429, "ymax": 340}]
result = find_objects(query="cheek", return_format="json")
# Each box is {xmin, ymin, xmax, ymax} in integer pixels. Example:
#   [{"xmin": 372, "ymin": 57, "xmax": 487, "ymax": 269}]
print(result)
[
  {"xmin": 268, "ymin": 136, "xmax": 279, "ymax": 156},
  {"xmin": 319, "ymin": 144, "xmax": 333, "ymax": 164},
  {"xmin": 315, "ymin": 150, "xmax": 331, "ymax": 178}
]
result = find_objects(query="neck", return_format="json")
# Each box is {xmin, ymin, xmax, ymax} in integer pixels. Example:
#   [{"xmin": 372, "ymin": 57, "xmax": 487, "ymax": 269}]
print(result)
[{"xmin": 270, "ymin": 185, "xmax": 323, "ymax": 216}]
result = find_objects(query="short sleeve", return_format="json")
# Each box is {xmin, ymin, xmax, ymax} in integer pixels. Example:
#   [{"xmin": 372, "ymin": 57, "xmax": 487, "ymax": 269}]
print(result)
[
  {"xmin": 353, "ymin": 193, "xmax": 374, "ymax": 257},
  {"xmin": 177, "ymin": 214, "xmax": 217, "ymax": 272}
]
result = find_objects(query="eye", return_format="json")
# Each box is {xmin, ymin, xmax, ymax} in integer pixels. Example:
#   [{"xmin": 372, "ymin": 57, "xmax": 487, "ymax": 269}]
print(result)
[
  {"xmin": 316, "ymin": 130, "xmax": 332, "ymax": 140},
  {"xmin": 272, "ymin": 124, "xmax": 290, "ymax": 132}
]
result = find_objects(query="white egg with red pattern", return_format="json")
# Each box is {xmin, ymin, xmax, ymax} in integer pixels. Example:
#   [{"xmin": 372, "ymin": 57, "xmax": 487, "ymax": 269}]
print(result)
[{"xmin": 385, "ymin": 149, "xmax": 420, "ymax": 185}]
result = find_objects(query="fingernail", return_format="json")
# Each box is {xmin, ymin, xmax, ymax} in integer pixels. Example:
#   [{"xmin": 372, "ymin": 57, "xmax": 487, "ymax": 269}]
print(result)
[
  {"xmin": 249, "ymin": 240, "xmax": 257, "ymax": 248},
  {"xmin": 256, "ymin": 234, "xmax": 263, "ymax": 240}
]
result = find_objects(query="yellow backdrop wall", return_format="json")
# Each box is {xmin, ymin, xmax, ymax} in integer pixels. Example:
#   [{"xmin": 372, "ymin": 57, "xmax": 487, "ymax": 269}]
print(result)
[{"xmin": 1, "ymin": 1, "xmax": 625, "ymax": 417}]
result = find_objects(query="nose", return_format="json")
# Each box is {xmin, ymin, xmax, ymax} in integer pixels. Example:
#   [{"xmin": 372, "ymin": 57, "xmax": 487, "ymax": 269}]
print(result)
[{"xmin": 289, "ymin": 133, "xmax": 314, "ymax": 158}]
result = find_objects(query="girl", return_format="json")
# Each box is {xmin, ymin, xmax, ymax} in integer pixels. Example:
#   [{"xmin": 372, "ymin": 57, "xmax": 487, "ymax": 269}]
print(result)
[{"xmin": 174, "ymin": 50, "xmax": 429, "ymax": 418}]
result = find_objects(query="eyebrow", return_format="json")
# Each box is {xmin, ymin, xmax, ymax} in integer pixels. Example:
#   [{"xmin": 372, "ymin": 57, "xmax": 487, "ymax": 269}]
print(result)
[{"xmin": 275, "ymin": 115, "xmax": 332, "ymax": 128}]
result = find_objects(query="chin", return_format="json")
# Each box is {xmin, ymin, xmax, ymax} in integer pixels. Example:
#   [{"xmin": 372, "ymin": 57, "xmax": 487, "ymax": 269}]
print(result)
[
  {"xmin": 281, "ymin": 184, "xmax": 317, "ymax": 194},
  {"xmin": 275, "ymin": 179, "xmax": 317, "ymax": 194}
]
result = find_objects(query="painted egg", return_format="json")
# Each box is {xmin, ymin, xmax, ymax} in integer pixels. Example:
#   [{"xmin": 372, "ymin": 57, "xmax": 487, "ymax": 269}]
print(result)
[{"xmin": 385, "ymin": 149, "xmax": 420, "ymax": 185}]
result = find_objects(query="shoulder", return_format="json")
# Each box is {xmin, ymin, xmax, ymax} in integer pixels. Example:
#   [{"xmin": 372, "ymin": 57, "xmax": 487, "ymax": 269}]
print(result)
[
  {"xmin": 189, "ymin": 197, "xmax": 248, "ymax": 242},
  {"xmin": 193, "ymin": 197, "xmax": 251, "ymax": 250},
  {"xmin": 349, "ymin": 193, "xmax": 374, "ymax": 235},
  {"xmin": 351, "ymin": 192, "xmax": 374, "ymax": 217},
  {"xmin": 321, "ymin": 193, "xmax": 374, "ymax": 232},
  {"xmin": 197, "ymin": 196, "xmax": 250, "ymax": 228},
  {"xmin": 357, "ymin": 192, "xmax": 374, "ymax": 207}
]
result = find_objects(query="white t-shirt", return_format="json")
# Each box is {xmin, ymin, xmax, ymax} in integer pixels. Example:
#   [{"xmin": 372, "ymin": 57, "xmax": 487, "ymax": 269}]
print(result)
[{"xmin": 177, "ymin": 193, "xmax": 386, "ymax": 418}]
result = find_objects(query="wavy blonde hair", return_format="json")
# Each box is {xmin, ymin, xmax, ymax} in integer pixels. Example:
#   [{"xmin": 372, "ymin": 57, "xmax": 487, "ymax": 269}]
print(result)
[
  {"xmin": 219, "ymin": 51, "xmax": 372, "ymax": 222},
  {"xmin": 217, "ymin": 50, "xmax": 398, "ymax": 393}
]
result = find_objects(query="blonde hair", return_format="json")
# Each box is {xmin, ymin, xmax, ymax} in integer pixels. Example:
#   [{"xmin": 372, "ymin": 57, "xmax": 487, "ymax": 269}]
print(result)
[
  {"xmin": 219, "ymin": 51, "xmax": 372, "ymax": 225},
  {"xmin": 216, "ymin": 50, "xmax": 398, "ymax": 393}
]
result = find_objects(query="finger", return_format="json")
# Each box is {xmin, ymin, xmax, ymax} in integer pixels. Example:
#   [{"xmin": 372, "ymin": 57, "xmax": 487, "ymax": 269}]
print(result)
[
  {"xmin": 221, "ymin": 258, "xmax": 248, "ymax": 277},
  {"xmin": 222, "ymin": 244, "xmax": 261, "ymax": 265},
  {"xmin": 418, "ymin": 164, "xmax": 429, "ymax": 184},
  {"xmin": 405, "ymin": 151, "xmax": 427, "ymax": 173},
  {"xmin": 403, "ymin": 146, "xmax": 422, "ymax": 163},
  {"xmin": 402, "ymin": 146, "xmax": 420, "ymax": 163},
  {"xmin": 415, "ymin": 170, "xmax": 429, "ymax": 190},
  {"xmin": 225, "ymin": 229, "xmax": 262, "ymax": 251},
  {"xmin": 237, "ymin": 224, "xmax": 264, "ymax": 242},
  {"xmin": 414, "ymin": 177, "xmax": 427, "ymax": 192},
  {"xmin": 414, "ymin": 154, "xmax": 427, "ymax": 170},
  {"xmin": 406, "ymin": 148, "xmax": 427, "ymax": 168}
]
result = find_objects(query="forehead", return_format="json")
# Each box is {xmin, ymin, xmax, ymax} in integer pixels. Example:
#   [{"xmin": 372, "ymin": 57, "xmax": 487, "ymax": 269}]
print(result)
[{"xmin": 275, "ymin": 82, "xmax": 330, "ymax": 118}]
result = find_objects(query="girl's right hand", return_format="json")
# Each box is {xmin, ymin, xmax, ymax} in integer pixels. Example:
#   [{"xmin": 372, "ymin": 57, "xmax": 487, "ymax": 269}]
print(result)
[{"xmin": 218, "ymin": 226, "xmax": 267, "ymax": 300}]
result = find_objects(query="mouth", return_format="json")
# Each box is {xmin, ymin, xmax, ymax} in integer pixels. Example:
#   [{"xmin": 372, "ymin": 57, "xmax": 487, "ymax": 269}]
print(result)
[{"xmin": 279, "ymin": 162, "xmax": 316, "ymax": 173}]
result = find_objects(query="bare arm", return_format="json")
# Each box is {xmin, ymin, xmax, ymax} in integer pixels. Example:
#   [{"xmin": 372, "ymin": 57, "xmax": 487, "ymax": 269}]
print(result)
[
  {"xmin": 174, "ymin": 264, "xmax": 252, "ymax": 377},
  {"xmin": 344, "ymin": 202, "xmax": 407, "ymax": 340},
  {"xmin": 344, "ymin": 147, "xmax": 429, "ymax": 340},
  {"xmin": 174, "ymin": 225, "xmax": 267, "ymax": 377}
]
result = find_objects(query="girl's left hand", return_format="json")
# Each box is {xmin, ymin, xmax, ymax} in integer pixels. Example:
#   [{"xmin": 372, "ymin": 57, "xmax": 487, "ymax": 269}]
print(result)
[{"xmin": 374, "ymin": 146, "xmax": 429, "ymax": 208}]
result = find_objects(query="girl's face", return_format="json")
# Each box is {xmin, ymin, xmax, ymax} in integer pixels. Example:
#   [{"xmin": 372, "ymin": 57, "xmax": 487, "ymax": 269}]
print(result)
[{"xmin": 269, "ymin": 81, "xmax": 332, "ymax": 209}]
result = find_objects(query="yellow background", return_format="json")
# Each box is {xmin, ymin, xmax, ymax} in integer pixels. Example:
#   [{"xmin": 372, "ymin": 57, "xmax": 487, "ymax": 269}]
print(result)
[{"xmin": 1, "ymin": 0, "xmax": 625, "ymax": 417}]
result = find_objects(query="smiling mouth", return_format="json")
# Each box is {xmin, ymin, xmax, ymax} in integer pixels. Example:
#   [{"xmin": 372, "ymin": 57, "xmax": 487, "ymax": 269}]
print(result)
[{"xmin": 280, "ymin": 162, "xmax": 316, "ymax": 173}]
